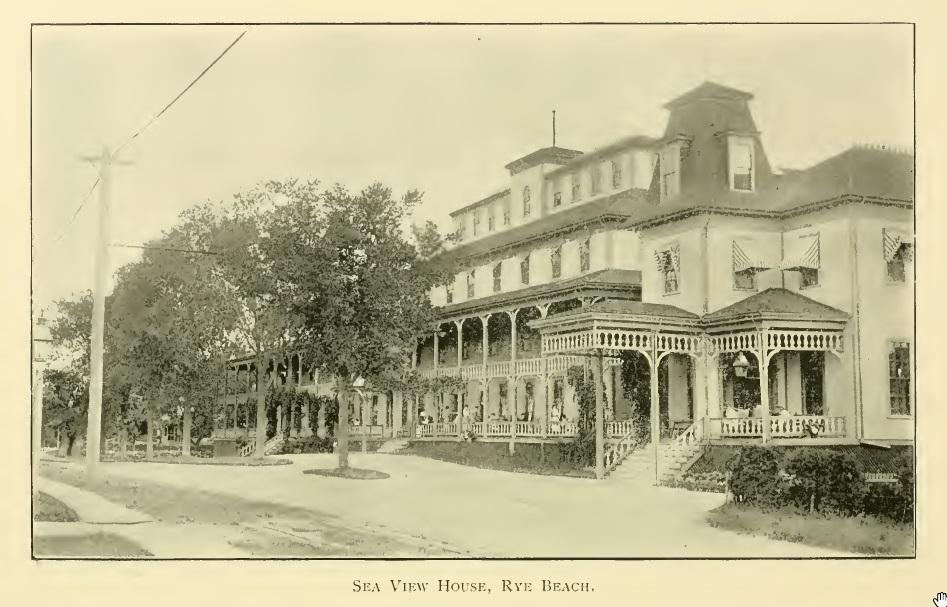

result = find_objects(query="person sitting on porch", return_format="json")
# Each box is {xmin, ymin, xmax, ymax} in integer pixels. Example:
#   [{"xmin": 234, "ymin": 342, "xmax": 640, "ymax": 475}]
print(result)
[{"xmin": 777, "ymin": 407, "xmax": 792, "ymax": 417}]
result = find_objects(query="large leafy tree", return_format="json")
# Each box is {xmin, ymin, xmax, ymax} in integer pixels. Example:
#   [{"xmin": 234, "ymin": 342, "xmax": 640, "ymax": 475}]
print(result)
[{"xmin": 263, "ymin": 181, "xmax": 454, "ymax": 469}]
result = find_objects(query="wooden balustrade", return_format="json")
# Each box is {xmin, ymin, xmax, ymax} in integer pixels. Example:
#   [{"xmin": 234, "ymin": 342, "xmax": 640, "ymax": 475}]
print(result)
[{"xmin": 710, "ymin": 415, "xmax": 847, "ymax": 439}]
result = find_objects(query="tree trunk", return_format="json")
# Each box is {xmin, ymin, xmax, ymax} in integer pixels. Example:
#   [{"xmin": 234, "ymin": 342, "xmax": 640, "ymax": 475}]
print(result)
[
  {"xmin": 146, "ymin": 414, "xmax": 154, "ymax": 459},
  {"xmin": 337, "ymin": 384, "xmax": 350, "ymax": 469},
  {"xmin": 254, "ymin": 354, "xmax": 269, "ymax": 458},
  {"xmin": 361, "ymin": 394, "xmax": 369, "ymax": 454},
  {"xmin": 182, "ymin": 407, "xmax": 192, "ymax": 457},
  {"xmin": 118, "ymin": 428, "xmax": 127, "ymax": 459}
]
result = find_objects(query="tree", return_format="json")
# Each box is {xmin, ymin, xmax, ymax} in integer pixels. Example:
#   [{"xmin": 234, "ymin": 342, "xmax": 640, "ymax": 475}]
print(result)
[
  {"xmin": 42, "ymin": 368, "xmax": 89, "ymax": 456},
  {"xmin": 263, "ymin": 181, "xmax": 454, "ymax": 469}
]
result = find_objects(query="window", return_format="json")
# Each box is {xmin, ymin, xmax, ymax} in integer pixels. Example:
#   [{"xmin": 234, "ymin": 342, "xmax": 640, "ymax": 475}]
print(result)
[
  {"xmin": 659, "ymin": 145, "xmax": 680, "ymax": 200},
  {"xmin": 611, "ymin": 160, "xmax": 622, "ymax": 189},
  {"xmin": 456, "ymin": 220, "xmax": 466, "ymax": 241},
  {"xmin": 732, "ymin": 239, "xmax": 768, "ymax": 291},
  {"xmin": 487, "ymin": 209, "xmax": 496, "ymax": 232},
  {"xmin": 782, "ymin": 233, "xmax": 820, "ymax": 288},
  {"xmin": 571, "ymin": 175, "xmax": 580, "ymax": 202},
  {"xmin": 551, "ymin": 246, "xmax": 562, "ymax": 278},
  {"xmin": 730, "ymin": 140, "xmax": 754, "ymax": 191},
  {"xmin": 466, "ymin": 270, "xmax": 476, "ymax": 298},
  {"xmin": 799, "ymin": 267, "xmax": 819, "ymax": 288},
  {"xmin": 445, "ymin": 285, "xmax": 453, "ymax": 304},
  {"xmin": 502, "ymin": 199, "xmax": 511, "ymax": 226},
  {"xmin": 734, "ymin": 269, "xmax": 755, "ymax": 290},
  {"xmin": 590, "ymin": 164, "xmax": 601, "ymax": 194},
  {"xmin": 579, "ymin": 239, "xmax": 590, "ymax": 272},
  {"xmin": 553, "ymin": 192, "xmax": 562, "ymax": 207},
  {"xmin": 888, "ymin": 341, "xmax": 911, "ymax": 415},
  {"xmin": 522, "ymin": 186, "xmax": 531, "ymax": 218},
  {"xmin": 492, "ymin": 262, "xmax": 502, "ymax": 293},
  {"xmin": 472, "ymin": 211, "xmax": 481, "ymax": 236},
  {"xmin": 883, "ymin": 228, "xmax": 912, "ymax": 283},
  {"xmin": 654, "ymin": 244, "xmax": 680, "ymax": 294},
  {"xmin": 520, "ymin": 254, "xmax": 530, "ymax": 285}
]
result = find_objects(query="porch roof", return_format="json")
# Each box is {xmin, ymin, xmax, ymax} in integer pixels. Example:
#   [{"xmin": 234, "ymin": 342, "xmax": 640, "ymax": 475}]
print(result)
[
  {"xmin": 437, "ymin": 269, "xmax": 641, "ymax": 319},
  {"xmin": 533, "ymin": 297, "xmax": 699, "ymax": 326},
  {"xmin": 702, "ymin": 288, "xmax": 849, "ymax": 325}
]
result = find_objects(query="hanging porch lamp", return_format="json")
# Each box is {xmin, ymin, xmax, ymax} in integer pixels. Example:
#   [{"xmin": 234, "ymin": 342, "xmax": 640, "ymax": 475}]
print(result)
[{"xmin": 732, "ymin": 352, "xmax": 751, "ymax": 378}]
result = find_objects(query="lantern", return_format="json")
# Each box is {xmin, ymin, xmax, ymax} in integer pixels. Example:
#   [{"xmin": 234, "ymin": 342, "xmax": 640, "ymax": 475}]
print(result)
[{"xmin": 732, "ymin": 352, "xmax": 751, "ymax": 378}]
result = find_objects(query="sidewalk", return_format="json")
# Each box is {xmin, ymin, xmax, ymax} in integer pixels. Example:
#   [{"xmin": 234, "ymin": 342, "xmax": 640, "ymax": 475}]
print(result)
[{"xmin": 36, "ymin": 477, "xmax": 152, "ymax": 524}]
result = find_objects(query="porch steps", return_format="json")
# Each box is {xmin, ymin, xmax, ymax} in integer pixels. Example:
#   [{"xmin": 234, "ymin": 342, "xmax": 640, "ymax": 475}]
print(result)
[
  {"xmin": 608, "ymin": 441, "xmax": 704, "ymax": 484},
  {"xmin": 376, "ymin": 438, "xmax": 410, "ymax": 454}
]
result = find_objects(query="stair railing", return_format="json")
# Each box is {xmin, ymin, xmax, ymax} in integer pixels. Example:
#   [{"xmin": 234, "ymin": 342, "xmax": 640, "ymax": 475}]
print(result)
[{"xmin": 603, "ymin": 429, "xmax": 639, "ymax": 477}]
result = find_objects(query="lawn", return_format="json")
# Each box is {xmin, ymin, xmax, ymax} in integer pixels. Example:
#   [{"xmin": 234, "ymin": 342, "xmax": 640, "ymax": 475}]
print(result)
[
  {"xmin": 399, "ymin": 441, "xmax": 594, "ymax": 478},
  {"xmin": 35, "ymin": 533, "xmax": 153, "ymax": 558},
  {"xmin": 33, "ymin": 491, "xmax": 79, "ymax": 522},
  {"xmin": 706, "ymin": 503, "xmax": 914, "ymax": 556}
]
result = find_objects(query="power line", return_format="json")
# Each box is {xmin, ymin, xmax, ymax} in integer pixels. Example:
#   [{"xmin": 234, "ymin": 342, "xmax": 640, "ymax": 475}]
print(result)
[
  {"xmin": 110, "ymin": 243, "xmax": 221, "ymax": 256},
  {"xmin": 113, "ymin": 28, "xmax": 250, "ymax": 156},
  {"xmin": 46, "ymin": 27, "xmax": 251, "ymax": 246}
]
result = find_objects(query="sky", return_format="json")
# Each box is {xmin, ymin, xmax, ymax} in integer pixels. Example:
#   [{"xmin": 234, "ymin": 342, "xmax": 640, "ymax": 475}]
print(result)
[{"xmin": 31, "ymin": 24, "xmax": 913, "ymax": 313}]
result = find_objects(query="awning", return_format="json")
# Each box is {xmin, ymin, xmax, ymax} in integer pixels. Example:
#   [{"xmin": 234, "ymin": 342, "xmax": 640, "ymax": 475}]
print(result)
[
  {"xmin": 779, "ymin": 234, "xmax": 820, "ymax": 271},
  {"xmin": 883, "ymin": 228, "xmax": 913, "ymax": 262},
  {"xmin": 732, "ymin": 239, "xmax": 773, "ymax": 274},
  {"xmin": 653, "ymin": 245, "xmax": 680, "ymax": 273}
]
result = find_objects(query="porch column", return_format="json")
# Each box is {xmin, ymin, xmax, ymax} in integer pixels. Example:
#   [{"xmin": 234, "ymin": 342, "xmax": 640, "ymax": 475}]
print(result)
[
  {"xmin": 759, "ymin": 334, "xmax": 772, "ymax": 443},
  {"xmin": 392, "ymin": 391, "xmax": 403, "ymax": 435},
  {"xmin": 537, "ymin": 374, "xmax": 548, "ymax": 437},
  {"xmin": 433, "ymin": 327, "xmax": 440, "ymax": 369},
  {"xmin": 594, "ymin": 351, "xmax": 605, "ymax": 480},
  {"xmin": 603, "ymin": 363, "xmax": 615, "ymax": 421},
  {"xmin": 508, "ymin": 375, "xmax": 517, "ymax": 455},
  {"xmin": 692, "ymin": 354, "xmax": 708, "ymax": 420},
  {"xmin": 455, "ymin": 318, "xmax": 466, "ymax": 367},
  {"xmin": 508, "ymin": 309, "xmax": 519, "ymax": 362},
  {"xmin": 379, "ymin": 392, "xmax": 389, "ymax": 429},
  {"xmin": 650, "ymin": 341, "xmax": 660, "ymax": 483},
  {"xmin": 785, "ymin": 353, "xmax": 803, "ymax": 414},
  {"xmin": 481, "ymin": 314, "xmax": 491, "ymax": 369}
]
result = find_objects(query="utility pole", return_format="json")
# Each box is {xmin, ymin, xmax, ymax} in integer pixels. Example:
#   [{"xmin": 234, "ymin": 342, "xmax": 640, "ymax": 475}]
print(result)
[{"xmin": 79, "ymin": 145, "xmax": 130, "ymax": 484}]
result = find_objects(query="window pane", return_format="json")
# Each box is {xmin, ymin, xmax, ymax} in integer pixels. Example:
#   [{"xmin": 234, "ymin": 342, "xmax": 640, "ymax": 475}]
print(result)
[{"xmin": 732, "ymin": 143, "xmax": 753, "ymax": 191}]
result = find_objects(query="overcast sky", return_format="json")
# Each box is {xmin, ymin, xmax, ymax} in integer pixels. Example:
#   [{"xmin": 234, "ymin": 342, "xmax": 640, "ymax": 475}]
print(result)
[{"xmin": 31, "ymin": 24, "xmax": 913, "ymax": 312}]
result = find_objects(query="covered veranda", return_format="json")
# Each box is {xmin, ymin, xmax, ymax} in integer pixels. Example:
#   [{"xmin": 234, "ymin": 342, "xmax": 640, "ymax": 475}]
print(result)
[{"xmin": 530, "ymin": 289, "xmax": 851, "ymax": 481}]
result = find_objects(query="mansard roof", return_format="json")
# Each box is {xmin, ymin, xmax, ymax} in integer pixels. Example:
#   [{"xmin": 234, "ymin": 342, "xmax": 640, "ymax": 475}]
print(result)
[
  {"xmin": 663, "ymin": 81, "xmax": 754, "ymax": 109},
  {"xmin": 504, "ymin": 146, "xmax": 585, "ymax": 175}
]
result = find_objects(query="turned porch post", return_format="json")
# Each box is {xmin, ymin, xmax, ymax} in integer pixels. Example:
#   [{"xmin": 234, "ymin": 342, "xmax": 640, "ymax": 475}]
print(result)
[
  {"xmin": 455, "ymin": 318, "xmax": 465, "ymax": 367},
  {"xmin": 650, "ymin": 335, "xmax": 661, "ymax": 483},
  {"xmin": 507, "ymin": 309, "xmax": 519, "ymax": 456},
  {"xmin": 433, "ymin": 327, "xmax": 440, "ymax": 369},
  {"xmin": 594, "ymin": 350, "xmax": 605, "ymax": 480},
  {"xmin": 759, "ymin": 330, "xmax": 772, "ymax": 444}
]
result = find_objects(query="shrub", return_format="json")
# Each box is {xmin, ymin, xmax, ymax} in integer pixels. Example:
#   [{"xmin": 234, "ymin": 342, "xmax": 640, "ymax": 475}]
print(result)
[
  {"xmin": 728, "ymin": 446, "xmax": 783, "ymax": 507},
  {"xmin": 784, "ymin": 448, "xmax": 867, "ymax": 516},
  {"xmin": 863, "ymin": 451, "xmax": 914, "ymax": 523},
  {"xmin": 279, "ymin": 435, "xmax": 335, "ymax": 454}
]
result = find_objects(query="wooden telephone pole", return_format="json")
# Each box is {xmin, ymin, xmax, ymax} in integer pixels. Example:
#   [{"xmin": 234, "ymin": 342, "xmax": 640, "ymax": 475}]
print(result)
[{"xmin": 80, "ymin": 146, "xmax": 131, "ymax": 483}]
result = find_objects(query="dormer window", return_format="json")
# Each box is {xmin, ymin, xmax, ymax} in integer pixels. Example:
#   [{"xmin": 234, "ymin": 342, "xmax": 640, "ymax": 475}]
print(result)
[
  {"xmin": 522, "ymin": 186, "xmax": 532, "ymax": 218},
  {"xmin": 659, "ymin": 145, "xmax": 680, "ymax": 200},
  {"xmin": 729, "ymin": 138, "xmax": 754, "ymax": 191},
  {"xmin": 551, "ymin": 246, "xmax": 562, "ymax": 279},
  {"xmin": 571, "ymin": 175, "xmax": 580, "ymax": 202},
  {"xmin": 611, "ymin": 160, "xmax": 622, "ymax": 189},
  {"xmin": 492, "ymin": 262, "xmax": 502, "ymax": 293},
  {"xmin": 467, "ymin": 270, "xmax": 476, "ymax": 298}
]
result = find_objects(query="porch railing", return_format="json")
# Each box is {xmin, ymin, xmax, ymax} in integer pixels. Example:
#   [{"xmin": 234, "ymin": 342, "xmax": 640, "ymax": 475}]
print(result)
[
  {"xmin": 708, "ymin": 415, "xmax": 847, "ymax": 438},
  {"xmin": 406, "ymin": 420, "xmax": 637, "ymax": 440},
  {"xmin": 604, "ymin": 428, "xmax": 639, "ymax": 477},
  {"xmin": 417, "ymin": 355, "xmax": 587, "ymax": 380},
  {"xmin": 347, "ymin": 424, "xmax": 387, "ymax": 437}
]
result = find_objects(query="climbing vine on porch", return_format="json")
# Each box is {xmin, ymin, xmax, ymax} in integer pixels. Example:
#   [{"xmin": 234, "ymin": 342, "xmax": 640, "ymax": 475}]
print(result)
[{"xmin": 563, "ymin": 365, "xmax": 595, "ymax": 466}]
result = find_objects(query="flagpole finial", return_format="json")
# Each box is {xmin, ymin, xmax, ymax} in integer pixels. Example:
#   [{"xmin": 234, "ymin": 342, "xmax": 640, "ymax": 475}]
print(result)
[{"xmin": 552, "ymin": 110, "xmax": 557, "ymax": 147}]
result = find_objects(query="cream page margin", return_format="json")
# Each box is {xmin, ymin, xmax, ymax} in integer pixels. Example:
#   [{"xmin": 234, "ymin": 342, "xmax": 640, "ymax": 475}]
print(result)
[{"xmin": 1, "ymin": 3, "xmax": 945, "ymax": 606}]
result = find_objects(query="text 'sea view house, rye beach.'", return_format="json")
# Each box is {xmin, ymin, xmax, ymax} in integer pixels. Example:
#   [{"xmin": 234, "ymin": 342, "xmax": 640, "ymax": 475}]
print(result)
[{"xmin": 31, "ymin": 24, "xmax": 914, "ymax": 560}]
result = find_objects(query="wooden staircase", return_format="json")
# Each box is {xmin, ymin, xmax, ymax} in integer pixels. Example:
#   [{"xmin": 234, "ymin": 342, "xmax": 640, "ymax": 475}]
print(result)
[{"xmin": 606, "ymin": 418, "xmax": 706, "ymax": 484}]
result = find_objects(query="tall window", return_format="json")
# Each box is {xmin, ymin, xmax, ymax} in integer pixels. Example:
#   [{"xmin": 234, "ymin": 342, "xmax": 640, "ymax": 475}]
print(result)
[
  {"xmin": 522, "ymin": 186, "xmax": 532, "ymax": 218},
  {"xmin": 730, "ymin": 139, "xmax": 754, "ymax": 191},
  {"xmin": 611, "ymin": 159, "xmax": 622, "ymax": 189},
  {"xmin": 659, "ymin": 146, "xmax": 680, "ymax": 200},
  {"xmin": 551, "ymin": 246, "xmax": 562, "ymax": 278},
  {"xmin": 466, "ymin": 270, "xmax": 476, "ymax": 298},
  {"xmin": 492, "ymin": 262, "xmax": 502, "ymax": 293},
  {"xmin": 888, "ymin": 341, "xmax": 911, "ymax": 415},
  {"xmin": 571, "ymin": 175, "xmax": 580, "ymax": 202},
  {"xmin": 590, "ymin": 164, "xmax": 601, "ymax": 194},
  {"xmin": 445, "ymin": 285, "xmax": 453, "ymax": 304},
  {"xmin": 472, "ymin": 211, "xmax": 481, "ymax": 236},
  {"xmin": 520, "ymin": 254, "xmax": 530, "ymax": 285},
  {"xmin": 553, "ymin": 191, "xmax": 562, "ymax": 207},
  {"xmin": 487, "ymin": 208, "xmax": 496, "ymax": 232},
  {"xmin": 502, "ymin": 199, "xmax": 511, "ymax": 226},
  {"xmin": 579, "ymin": 239, "xmax": 591, "ymax": 272},
  {"xmin": 884, "ymin": 228, "xmax": 912, "ymax": 283},
  {"xmin": 655, "ymin": 245, "xmax": 680, "ymax": 294},
  {"xmin": 456, "ymin": 220, "xmax": 466, "ymax": 241}
]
